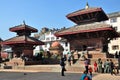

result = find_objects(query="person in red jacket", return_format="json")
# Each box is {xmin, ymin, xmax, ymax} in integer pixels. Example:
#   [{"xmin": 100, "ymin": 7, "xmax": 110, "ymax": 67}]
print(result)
[
  {"xmin": 94, "ymin": 61, "xmax": 97, "ymax": 72},
  {"xmin": 88, "ymin": 65, "xmax": 93, "ymax": 77}
]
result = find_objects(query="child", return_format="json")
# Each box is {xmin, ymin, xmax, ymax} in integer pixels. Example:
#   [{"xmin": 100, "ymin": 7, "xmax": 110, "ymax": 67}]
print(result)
[{"xmin": 94, "ymin": 61, "xmax": 97, "ymax": 72}]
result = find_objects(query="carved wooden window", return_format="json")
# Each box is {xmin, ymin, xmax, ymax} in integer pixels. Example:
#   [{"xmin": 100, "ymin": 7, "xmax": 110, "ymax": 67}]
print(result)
[{"xmin": 112, "ymin": 45, "xmax": 119, "ymax": 50}]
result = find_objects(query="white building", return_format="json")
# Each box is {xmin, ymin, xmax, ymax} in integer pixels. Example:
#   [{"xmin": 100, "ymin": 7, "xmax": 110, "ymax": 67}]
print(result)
[
  {"xmin": 34, "ymin": 28, "xmax": 70, "ymax": 55},
  {"xmin": 104, "ymin": 12, "xmax": 120, "ymax": 54}
]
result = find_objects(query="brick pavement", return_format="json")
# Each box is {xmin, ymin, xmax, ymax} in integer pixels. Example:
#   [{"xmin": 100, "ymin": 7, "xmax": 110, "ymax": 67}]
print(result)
[
  {"xmin": 93, "ymin": 74, "xmax": 120, "ymax": 80},
  {"xmin": 1, "ymin": 64, "xmax": 120, "ymax": 80},
  {"xmin": 1, "ymin": 69, "xmax": 120, "ymax": 80}
]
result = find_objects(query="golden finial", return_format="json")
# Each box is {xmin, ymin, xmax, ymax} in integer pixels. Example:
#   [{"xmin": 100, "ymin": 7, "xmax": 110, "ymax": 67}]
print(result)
[{"xmin": 85, "ymin": 2, "xmax": 89, "ymax": 9}]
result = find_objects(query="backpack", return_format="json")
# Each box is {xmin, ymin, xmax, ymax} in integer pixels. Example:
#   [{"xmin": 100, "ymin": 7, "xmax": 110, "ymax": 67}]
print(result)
[
  {"xmin": 84, "ymin": 76, "xmax": 90, "ymax": 80},
  {"xmin": 60, "ymin": 60, "xmax": 65, "ymax": 66}
]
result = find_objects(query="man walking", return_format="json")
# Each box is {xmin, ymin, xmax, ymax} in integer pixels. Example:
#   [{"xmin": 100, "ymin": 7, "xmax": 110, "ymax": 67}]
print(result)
[
  {"xmin": 60, "ymin": 58, "xmax": 66, "ymax": 76},
  {"xmin": 84, "ymin": 58, "xmax": 89, "ymax": 73}
]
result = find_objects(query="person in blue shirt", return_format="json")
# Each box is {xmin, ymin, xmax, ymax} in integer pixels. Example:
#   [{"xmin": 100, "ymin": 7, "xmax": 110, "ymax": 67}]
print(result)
[
  {"xmin": 80, "ymin": 71, "xmax": 87, "ymax": 80},
  {"xmin": 80, "ymin": 71, "xmax": 92, "ymax": 80}
]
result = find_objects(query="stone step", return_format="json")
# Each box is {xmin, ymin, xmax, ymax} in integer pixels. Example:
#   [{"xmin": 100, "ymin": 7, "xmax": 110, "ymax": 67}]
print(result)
[
  {"xmin": 13, "ymin": 65, "xmax": 61, "ymax": 72},
  {"xmin": 84, "ymin": 52, "xmax": 106, "ymax": 58},
  {"xmin": 66, "ymin": 66, "xmax": 85, "ymax": 72},
  {"xmin": 2, "ymin": 64, "xmax": 85, "ymax": 73}
]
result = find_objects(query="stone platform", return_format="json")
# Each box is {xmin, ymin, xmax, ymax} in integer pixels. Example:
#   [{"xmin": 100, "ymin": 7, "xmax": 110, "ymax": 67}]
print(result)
[
  {"xmin": 1, "ymin": 51, "xmax": 119, "ymax": 73},
  {"xmin": 1, "ymin": 58, "xmax": 118, "ymax": 73}
]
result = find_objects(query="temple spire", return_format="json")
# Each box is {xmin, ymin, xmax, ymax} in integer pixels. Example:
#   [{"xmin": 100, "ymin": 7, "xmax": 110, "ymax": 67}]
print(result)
[
  {"xmin": 85, "ymin": 2, "xmax": 89, "ymax": 9},
  {"xmin": 23, "ymin": 20, "xmax": 26, "ymax": 25}
]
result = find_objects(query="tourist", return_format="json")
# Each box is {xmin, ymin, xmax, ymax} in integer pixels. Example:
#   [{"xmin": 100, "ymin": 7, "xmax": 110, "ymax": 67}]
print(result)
[
  {"xmin": 112, "ymin": 66, "xmax": 118, "ymax": 75},
  {"xmin": 104, "ymin": 59, "xmax": 110, "ymax": 73},
  {"xmin": 97, "ymin": 58, "xmax": 103, "ymax": 73},
  {"xmin": 88, "ymin": 65, "xmax": 93, "ymax": 77},
  {"xmin": 63, "ymin": 54, "xmax": 67, "ymax": 61},
  {"xmin": 70, "ymin": 50, "xmax": 74, "ymax": 65},
  {"xmin": 103, "ymin": 60, "xmax": 107, "ymax": 73},
  {"xmin": 60, "ymin": 57, "xmax": 66, "ymax": 76},
  {"xmin": 67, "ymin": 51, "xmax": 72, "ymax": 66},
  {"xmin": 84, "ymin": 58, "xmax": 89, "ymax": 73},
  {"xmin": 80, "ymin": 71, "xmax": 92, "ymax": 80},
  {"xmin": 115, "ymin": 51, "xmax": 118, "ymax": 58},
  {"xmin": 93, "ymin": 61, "xmax": 97, "ymax": 72},
  {"xmin": 21, "ymin": 53, "xmax": 25, "ymax": 61},
  {"xmin": 73, "ymin": 50, "xmax": 79, "ymax": 63},
  {"xmin": 80, "ymin": 51, "xmax": 86, "ymax": 61},
  {"xmin": 87, "ymin": 73, "xmax": 92, "ymax": 80},
  {"xmin": 109, "ymin": 59, "xmax": 114, "ymax": 75}
]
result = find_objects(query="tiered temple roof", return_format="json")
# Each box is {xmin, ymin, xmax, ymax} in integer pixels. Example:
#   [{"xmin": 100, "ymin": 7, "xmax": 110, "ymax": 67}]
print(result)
[
  {"xmin": 66, "ymin": 7, "xmax": 108, "ymax": 24},
  {"xmin": 1, "ymin": 22, "xmax": 44, "ymax": 46},
  {"xmin": 1, "ymin": 35, "xmax": 44, "ymax": 45},
  {"xmin": 55, "ymin": 4, "xmax": 119, "ymax": 38},
  {"xmin": 54, "ymin": 22, "xmax": 119, "ymax": 37},
  {"xmin": 10, "ymin": 24, "xmax": 38, "ymax": 33}
]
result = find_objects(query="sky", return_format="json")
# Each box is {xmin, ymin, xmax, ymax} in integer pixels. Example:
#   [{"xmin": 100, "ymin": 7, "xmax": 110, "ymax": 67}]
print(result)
[{"xmin": 0, "ymin": 0, "xmax": 120, "ymax": 40}]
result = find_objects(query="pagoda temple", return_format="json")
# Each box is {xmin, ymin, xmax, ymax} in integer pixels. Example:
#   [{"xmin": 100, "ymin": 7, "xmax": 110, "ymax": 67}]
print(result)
[
  {"xmin": 55, "ymin": 3, "xmax": 119, "ymax": 58},
  {"xmin": 1, "ymin": 22, "xmax": 44, "ymax": 65}
]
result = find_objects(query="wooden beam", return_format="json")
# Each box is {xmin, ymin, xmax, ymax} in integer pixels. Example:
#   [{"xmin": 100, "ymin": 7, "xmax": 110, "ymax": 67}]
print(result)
[
  {"xmin": 80, "ymin": 15, "xmax": 83, "ymax": 20},
  {"xmin": 86, "ymin": 33, "xmax": 89, "ymax": 38},
  {"xmin": 95, "ymin": 12, "xmax": 99, "ymax": 17},
  {"xmin": 96, "ymin": 32, "xmax": 99, "ymax": 38},
  {"xmin": 90, "ymin": 13, "xmax": 94, "ymax": 18},
  {"xmin": 87, "ymin": 13, "xmax": 91, "ymax": 19},
  {"xmin": 76, "ymin": 16, "xmax": 81, "ymax": 21},
  {"xmin": 70, "ymin": 17, "xmax": 77, "ymax": 23}
]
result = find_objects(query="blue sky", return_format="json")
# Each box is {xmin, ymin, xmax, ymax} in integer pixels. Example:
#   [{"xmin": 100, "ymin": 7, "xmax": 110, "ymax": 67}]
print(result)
[{"xmin": 0, "ymin": 0, "xmax": 120, "ymax": 40}]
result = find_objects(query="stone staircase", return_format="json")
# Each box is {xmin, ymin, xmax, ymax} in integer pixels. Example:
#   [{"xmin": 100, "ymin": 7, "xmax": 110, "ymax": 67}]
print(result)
[
  {"xmin": 84, "ymin": 51, "xmax": 106, "ymax": 59},
  {"xmin": 83, "ymin": 51, "xmax": 118, "ymax": 65}
]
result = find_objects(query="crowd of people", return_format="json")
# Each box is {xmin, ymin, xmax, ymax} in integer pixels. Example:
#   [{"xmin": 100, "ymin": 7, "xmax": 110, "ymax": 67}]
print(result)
[
  {"xmin": 80, "ymin": 57, "xmax": 119, "ymax": 80},
  {"xmin": 59, "ymin": 50, "xmax": 120, "ymax": 80},
  {"xmin": 59, "ymin": 50, "xmax": 79, "ymax": 76},
  {"xmin": 94, "ymin": 58, "xmax": 119, "ymax": 75}
]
